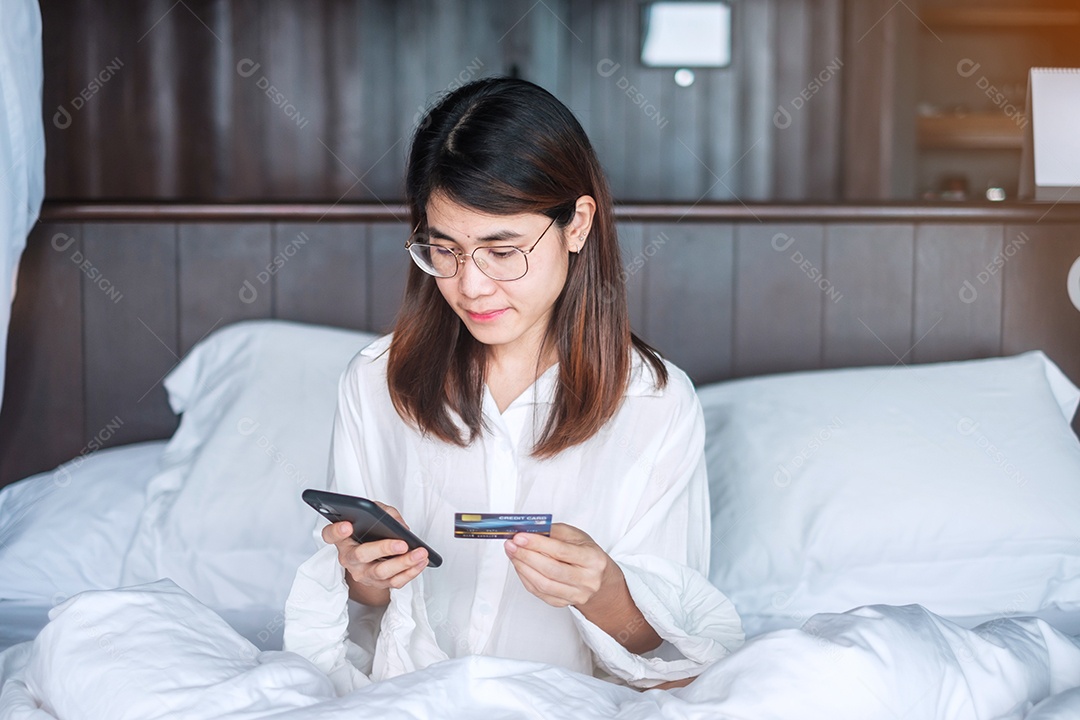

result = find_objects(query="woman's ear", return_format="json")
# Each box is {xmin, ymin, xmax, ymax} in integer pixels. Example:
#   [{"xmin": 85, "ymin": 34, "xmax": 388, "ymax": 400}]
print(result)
[{"xmin": 566, "ymin": 195, "xmax": 596, "ymax": 253}]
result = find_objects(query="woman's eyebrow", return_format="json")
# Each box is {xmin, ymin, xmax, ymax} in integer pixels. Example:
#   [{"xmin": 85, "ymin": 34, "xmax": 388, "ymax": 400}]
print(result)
[{"xmin": 428, "ymin": 226, "xmax": 524, "ymax": 243}]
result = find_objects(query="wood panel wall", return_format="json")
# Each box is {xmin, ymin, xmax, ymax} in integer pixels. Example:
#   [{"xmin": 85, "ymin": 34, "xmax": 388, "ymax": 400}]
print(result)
[
  {"xmin": 4, "ymin": 203, "xmax": 1080, "ymax": 487},
  {"xmin": 42, "ymin": 0, "xmax": 844, "ymax": 203}
]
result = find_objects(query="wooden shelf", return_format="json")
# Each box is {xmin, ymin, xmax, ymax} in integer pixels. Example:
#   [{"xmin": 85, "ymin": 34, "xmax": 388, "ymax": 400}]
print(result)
[
  {"xmin": 921, "ymin": 8, "xmax": 1080, "ymax": 30},
  {"xmin": 917, "ymin": 114, "xmax": 1025, "ymax": 150},
  {"xmin": 38, "ymin": 201, "xmax": 1080, "ymax": 224}
]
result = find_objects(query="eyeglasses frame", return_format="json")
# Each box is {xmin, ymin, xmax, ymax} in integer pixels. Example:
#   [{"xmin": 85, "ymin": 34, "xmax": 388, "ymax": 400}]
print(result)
[{"xmin": 404, "ymin": 215, "xmax": 559, "ymax": 281}]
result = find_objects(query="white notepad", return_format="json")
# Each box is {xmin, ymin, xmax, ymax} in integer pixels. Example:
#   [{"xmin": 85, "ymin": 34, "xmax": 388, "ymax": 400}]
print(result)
[{"xmin": 1020, "ymin": 68, "xmax": 1080, "ymax": 201}]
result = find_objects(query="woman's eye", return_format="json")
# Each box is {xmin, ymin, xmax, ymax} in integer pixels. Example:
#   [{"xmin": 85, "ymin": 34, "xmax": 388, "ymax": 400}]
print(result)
[{"xmin": 489, "ymin": 249, "xmax": 518, "ymax": 260}]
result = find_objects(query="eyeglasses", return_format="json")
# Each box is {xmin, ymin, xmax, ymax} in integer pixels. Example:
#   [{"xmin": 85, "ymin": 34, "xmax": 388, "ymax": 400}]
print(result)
[{"xmin": 405, "ymin": 216, "xmax": 558, "ymax": 281}]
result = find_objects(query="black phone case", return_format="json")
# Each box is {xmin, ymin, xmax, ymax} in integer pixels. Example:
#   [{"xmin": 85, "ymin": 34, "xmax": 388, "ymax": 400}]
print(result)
[{"xmin": 302, "ymin": 488, "xmax": 443, "ymax": 568}]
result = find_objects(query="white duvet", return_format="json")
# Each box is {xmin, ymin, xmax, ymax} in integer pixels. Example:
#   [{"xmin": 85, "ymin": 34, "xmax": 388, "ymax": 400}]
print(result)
[{"xmin": 2, "ymin": 581, "xmax": 1080, "ymax": 719}]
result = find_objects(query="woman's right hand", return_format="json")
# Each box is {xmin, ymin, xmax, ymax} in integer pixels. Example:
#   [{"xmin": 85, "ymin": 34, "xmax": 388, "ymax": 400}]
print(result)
[{"xmin": 321, "ymin": 501, "xmax": 429, "ymax": 603}]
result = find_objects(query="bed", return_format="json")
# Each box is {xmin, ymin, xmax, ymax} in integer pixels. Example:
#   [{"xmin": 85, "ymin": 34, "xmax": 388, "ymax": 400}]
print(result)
[
  {"xmin": 2, "ymin": 315, "xmax": 1080, "ymax": 718},
  {"xmin": 3, "ymin": 202, "xmax": 1080, "ymax": 717}
]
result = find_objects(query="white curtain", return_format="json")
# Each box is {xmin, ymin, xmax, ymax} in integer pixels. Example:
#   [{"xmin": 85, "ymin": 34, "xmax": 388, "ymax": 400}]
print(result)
[{"xmin": 0, "ymin": 0, "xmax": 45, "ymax": 413}]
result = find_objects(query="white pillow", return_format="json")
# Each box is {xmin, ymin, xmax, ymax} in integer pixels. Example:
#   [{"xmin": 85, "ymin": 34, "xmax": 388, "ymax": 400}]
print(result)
[
  {"xmin": 700, "ymin": 351, "xmax": 1080, "ymax": 628},
  {"xmin": 0, "ymin": 441, "xmax": 167, "ymax": 602},
  {"xmin": 120, "ymin": 321, "xmax": 378, "ymax": 610}
]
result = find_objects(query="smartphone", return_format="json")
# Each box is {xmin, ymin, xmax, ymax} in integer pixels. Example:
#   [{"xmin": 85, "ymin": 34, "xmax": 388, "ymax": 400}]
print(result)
[{"xmin": 301, "ymin": 488, "xmax": 443, "ymax": 568}]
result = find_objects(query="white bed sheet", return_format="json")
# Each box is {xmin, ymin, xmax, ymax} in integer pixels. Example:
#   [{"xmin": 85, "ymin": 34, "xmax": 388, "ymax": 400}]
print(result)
[
  {"xmin": 4, "ymin": 580, "xmax": 1080, "ymax": 720},
  {"xmin": 8, "ymin": 597, "xmax": 1077, "ymax": 662},
  {"xmin": 0, "ymin": 600, "xmax": 286, "ymax": 655},
  {"xmin": 740, "ymin": 606, "xmax": 1080, "ymax": 640}
]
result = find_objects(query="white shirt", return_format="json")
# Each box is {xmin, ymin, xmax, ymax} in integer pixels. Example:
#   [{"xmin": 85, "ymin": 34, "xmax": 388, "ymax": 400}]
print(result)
[{"xmin": 284, "ymin": 335, "xmax": 744, "ymax": 692}]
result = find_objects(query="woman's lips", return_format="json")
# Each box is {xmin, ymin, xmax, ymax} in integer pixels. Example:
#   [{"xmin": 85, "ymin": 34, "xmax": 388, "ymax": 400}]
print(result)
[{"xmin": 466, "ymin": 308, "xmax": 508, "ymax": 322}]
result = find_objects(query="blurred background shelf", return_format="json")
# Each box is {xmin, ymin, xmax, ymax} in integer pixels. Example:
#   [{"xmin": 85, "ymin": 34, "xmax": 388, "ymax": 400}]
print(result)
[
  {"xmin": 892, "ymin": 0, "xmax": 1080, "ymax": 200},
  {"xmin": 922, "ymin": 8, "xmax": 1080, "ymax": 30},
  {"xmin": 917, "ymin": 114, "xmax": 1025, "ymax": 151}
]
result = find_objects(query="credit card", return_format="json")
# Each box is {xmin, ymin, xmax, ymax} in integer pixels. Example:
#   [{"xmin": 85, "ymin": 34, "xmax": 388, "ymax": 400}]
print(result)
[{"xmin": 454, "ymin": 513, "xmax": 553, "ymax": 539}]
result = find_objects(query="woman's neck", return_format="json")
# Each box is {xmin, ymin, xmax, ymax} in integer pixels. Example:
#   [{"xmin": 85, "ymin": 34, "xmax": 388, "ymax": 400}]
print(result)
[{"xmin": 485, "ymin": 337, "xmax": 558, "ymax": 414}]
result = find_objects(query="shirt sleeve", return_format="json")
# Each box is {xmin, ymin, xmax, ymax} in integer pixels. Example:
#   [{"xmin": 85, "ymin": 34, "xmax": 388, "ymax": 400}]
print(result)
[
  {"xmin": 567, "ymin": 369, "xmax": 744, "ymax": 688},
  {"xmin": 283, "ymin": 360, "xmax": 382, "ymax": 694}
]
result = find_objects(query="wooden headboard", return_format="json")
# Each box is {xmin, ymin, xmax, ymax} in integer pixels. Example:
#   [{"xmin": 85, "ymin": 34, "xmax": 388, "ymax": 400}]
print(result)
[{"xmin": 3, "ymin": 201, "xmax": 1080, "ymax": 487}]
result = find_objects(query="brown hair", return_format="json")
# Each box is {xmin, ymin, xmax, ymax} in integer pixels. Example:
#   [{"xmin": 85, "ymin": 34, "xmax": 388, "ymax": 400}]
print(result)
[{"xmin": 387, "ymin": 77, "xmax": 667, "ymax": 458}]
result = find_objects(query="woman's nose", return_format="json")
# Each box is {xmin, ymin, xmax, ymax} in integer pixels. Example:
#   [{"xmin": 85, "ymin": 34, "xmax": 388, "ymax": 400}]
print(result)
[{"xmin": 456, "ymin": 253, "xmax": 497, "ymax": 297}]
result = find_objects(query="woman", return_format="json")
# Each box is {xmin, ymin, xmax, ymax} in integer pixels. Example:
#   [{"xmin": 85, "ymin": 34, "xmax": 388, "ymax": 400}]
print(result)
[{"xmin": 283, "ymin": 77, "xmax": 743, "ymax": 692}]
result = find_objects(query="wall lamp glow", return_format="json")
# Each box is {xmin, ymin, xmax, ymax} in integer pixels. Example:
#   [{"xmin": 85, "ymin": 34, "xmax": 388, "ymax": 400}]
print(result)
[{"xmin": 641, "ymin": 1, "xmax": 732, "ymax": 86}]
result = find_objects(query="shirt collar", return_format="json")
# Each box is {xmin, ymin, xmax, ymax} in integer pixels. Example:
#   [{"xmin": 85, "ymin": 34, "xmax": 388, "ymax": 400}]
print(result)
[{"xmin": 360, "ymin": 334, "xmax": 393, "ymax": 358}]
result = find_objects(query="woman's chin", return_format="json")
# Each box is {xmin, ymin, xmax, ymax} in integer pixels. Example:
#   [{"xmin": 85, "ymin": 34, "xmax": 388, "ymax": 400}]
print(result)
[
  {"xmin": 461, "ymin": 316, "xmax": 524, "ymax": 348},
  {"xmin": 464, "ymin": 324, "xmax": 511, "ymax": 346}
]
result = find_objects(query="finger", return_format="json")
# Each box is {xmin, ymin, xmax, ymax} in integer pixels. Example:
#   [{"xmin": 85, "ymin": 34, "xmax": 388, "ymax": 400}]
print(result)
[
  {"xmin": 373, "ymin": 501, "xmax": 410, "ymax": 530},
  {"xmin": 506, "ymin": 552, "xmax": 546, "ymax": 598},
  {"xmin": 509, "ymin": 556, "xmax": 577, "ymax": 607},
  {"xmin": 322, "ymin": 521, "xmax": 355, "ymax": 545},
  {"xmin": 506, "ymin": 542, "xmax": 581, "ymax": 586},
  {"xmin": 508, "ymin": 557, "xmax": 542, "ymax": 598},
  {"xmin": 384, "ymin": 553, "xmax": 430, "ymax": 589},
  {"xmin": 367, "ymin": 547, "xmax": 429, "ymax": 582},
  {"xmin": 509, "ymin": 531, "xmax": 592, "ymax": 566},
  {"xmin": 351, "ymin": 538, "xmax": 412, "ymax": 564},
  {"xmin": 549, "ymin": 522, "xmax": 590, "ymax": 542},
  {"xmin": 347, "ymin": 552, "xmax": 427, "ymax": 589}
]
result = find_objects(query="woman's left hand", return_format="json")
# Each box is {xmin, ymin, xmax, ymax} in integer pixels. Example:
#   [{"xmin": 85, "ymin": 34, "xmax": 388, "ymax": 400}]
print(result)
[
  {"xmin": 504, "ymin": 522, "xmax": 621, "ymax": 608},
  {"xmin": 508, "ymin": 523, "xmax": 664, "ymax": 655}
]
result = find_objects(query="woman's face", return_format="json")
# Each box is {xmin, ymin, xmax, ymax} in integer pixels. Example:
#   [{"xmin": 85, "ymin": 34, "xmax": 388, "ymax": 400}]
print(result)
[{"xmin": 425, "ymin": 192, "xmax": 583, "ymax": 363}]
